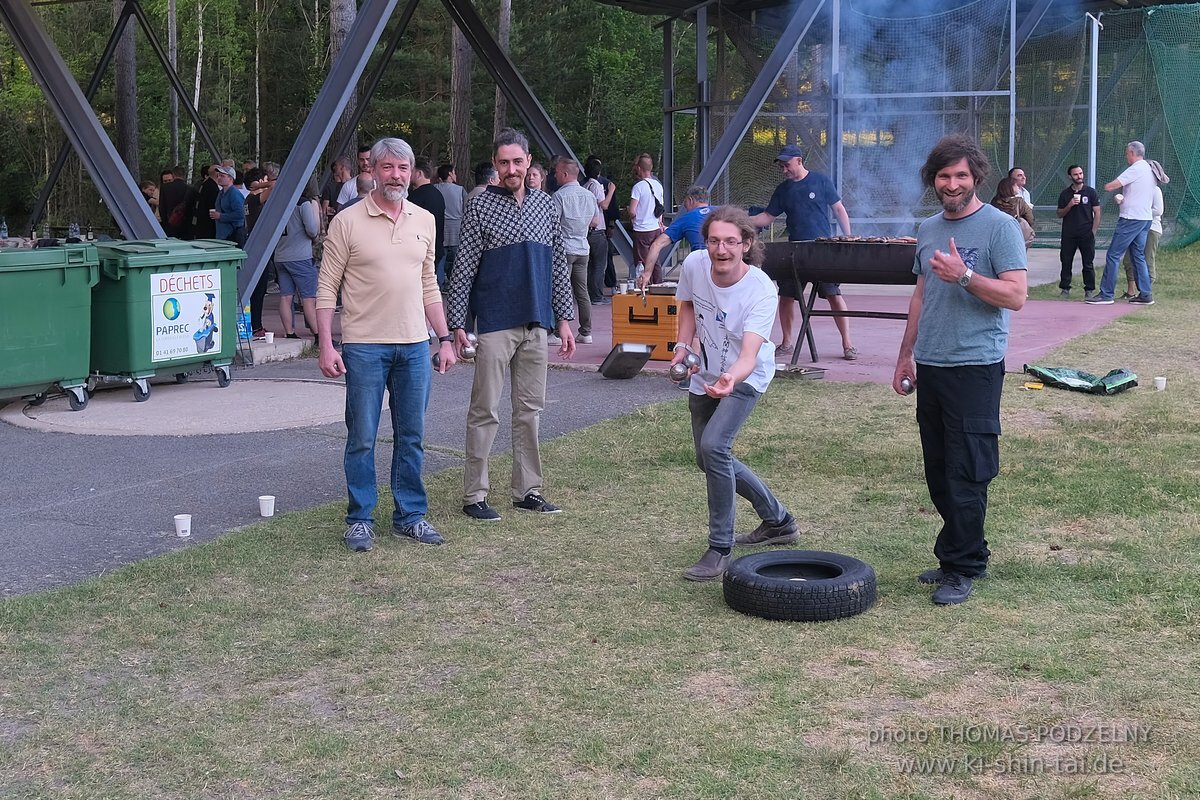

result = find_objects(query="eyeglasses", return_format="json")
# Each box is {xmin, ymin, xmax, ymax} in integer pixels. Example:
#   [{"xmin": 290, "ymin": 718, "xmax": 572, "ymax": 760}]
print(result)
[{"xmin": 706, "ymin": 238, "xmax": 745, "ymax": 249}]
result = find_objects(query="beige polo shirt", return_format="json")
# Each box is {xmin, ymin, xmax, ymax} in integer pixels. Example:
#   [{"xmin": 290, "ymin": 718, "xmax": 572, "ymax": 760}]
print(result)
[{"xmin": 317, "ymin": 192, "xmax": 440, "ymax": 345}]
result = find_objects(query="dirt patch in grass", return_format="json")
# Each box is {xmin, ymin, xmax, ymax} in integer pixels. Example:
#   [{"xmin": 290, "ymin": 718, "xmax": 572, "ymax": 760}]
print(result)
[{"xmin": 681, "ymin": 670, "xmax": 753, "ymax": 709}]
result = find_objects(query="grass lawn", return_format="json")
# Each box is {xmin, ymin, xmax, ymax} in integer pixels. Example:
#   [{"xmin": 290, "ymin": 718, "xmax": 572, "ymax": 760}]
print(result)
[{"xmin": 2, "ymin": 249, "xmax": 1199, "ymax": 799}]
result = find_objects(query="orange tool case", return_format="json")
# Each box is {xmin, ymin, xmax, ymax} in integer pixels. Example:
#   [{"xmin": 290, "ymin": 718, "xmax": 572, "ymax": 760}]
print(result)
[{"xmin": 611, "ymin": 290, "xmax": 679, "ymax": 361}]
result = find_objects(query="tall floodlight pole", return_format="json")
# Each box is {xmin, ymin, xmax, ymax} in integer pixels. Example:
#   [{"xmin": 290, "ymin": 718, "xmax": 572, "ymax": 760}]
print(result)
[
  {"xmin": 1087, "ymin": 13, "xmax": 1103, "ymax": 186},
  {"xmin": 1008, "ymin": 0, "xmax": 1016, "ymax": 168},
  {"xmin": 831, "ymin": 0, "xmax": 841, "ymax": 193}
]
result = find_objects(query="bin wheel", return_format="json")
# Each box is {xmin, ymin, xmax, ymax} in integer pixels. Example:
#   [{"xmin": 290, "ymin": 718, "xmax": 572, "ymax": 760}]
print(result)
[
  {"xmin": 67, "ymin": 387, "xmax": 89, "ymax": 412},
  {"xmin": 175, "ymin": 372, "xmax": 189, "ymax": 384},
  {"xmin": 28, "ymin": 393, "xmax": 48, "ymax": 407},
  {"xmin": 216, "ymin": 366, "xmax": 232, "ymax": 388},
  {"xmin": 132, "ymin": 380, "xmax": 151, "ymax": 403}
]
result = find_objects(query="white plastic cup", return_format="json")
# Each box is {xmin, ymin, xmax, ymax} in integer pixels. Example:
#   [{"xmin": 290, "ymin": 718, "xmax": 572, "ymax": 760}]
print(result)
[
  {"xmin": 174, "ymin": 514, "xmax": 192, "ymax": 537},
  {"xmin": 1073, "ymin": 193, "xmax": 1082, "ymax": 203},
  {"xmin": 264, "ymin": 331, "xmax": 275, "ymax": 344},
  {"xmin": 258, "ymin": 495, "xmax": 276, "ymax": 517},
  {"xmin": 1154, "ymin": 376, "xmax": 1166, "ymax": 391},
  {"xmin": 620, "ymin": 282, "xmax": 631, "ymax": 294}
]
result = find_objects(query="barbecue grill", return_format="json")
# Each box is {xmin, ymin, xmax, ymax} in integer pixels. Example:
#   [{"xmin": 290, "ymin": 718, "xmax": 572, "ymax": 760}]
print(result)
[{"xmin": 762, "ymin": 240, "xmax": 917, "ymax": 363}]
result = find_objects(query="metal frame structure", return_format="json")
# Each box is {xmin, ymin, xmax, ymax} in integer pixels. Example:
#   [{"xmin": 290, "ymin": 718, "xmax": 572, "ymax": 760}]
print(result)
[
  {"xmin": 2, "ymin": 0, "xmax": 635, "ymax": 301},
  {"xmin": 666, "ymin": 0, "xmax": 1029, "ymax": 224},
  {"xmin": 4, "ymin": 0, "xmax": 1180, "ymax": 294},
  {"xmin": 24, "ymin": 0, "xmax": 223, "ymax": 235},
  {"xmin": 0, "ymin": 0, "xmax": 161, "ymax": 239}
]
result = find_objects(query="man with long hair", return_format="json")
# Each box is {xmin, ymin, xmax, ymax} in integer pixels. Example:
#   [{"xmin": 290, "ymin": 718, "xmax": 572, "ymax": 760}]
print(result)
[
  {"xmin": 671, "ymin": 205, "xmax": 798, "ymax": 581},
  {"xmin": 892, "ymin": 133, "xmax": 1027, "ymax": 605}
]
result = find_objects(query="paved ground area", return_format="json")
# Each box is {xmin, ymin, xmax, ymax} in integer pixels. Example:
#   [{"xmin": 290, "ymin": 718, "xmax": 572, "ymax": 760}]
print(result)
[
  {"xmin": 0, "ymin": 359, "xmax": 683, "ymax": 597},
  {"xmin": 0, "ymin": 247, "xmax": 1140, "ymax": 597}
]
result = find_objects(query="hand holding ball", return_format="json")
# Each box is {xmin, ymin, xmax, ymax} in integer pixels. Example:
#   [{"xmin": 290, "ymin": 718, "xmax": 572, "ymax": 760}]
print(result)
[{"xmin": 669, "ymin": 351, "xmax": 700, "ymax": 381}]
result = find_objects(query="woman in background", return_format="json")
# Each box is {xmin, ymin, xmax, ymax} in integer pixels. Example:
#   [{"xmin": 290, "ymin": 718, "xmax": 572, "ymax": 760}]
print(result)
[
  {"xmin": 272, "ymin": 176, "xmax": 322, "ymax": 342},
  {"xmin": 991, "ymin": 177, "xmax": 1035, "ymax": 246}
]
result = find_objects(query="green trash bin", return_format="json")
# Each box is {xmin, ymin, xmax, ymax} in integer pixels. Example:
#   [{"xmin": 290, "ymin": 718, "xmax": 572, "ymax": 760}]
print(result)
[
  {"xmin": 91, "ymin": 239, "xmax": 246, "ymax": 402},
  {"xmin": 0, "ymin": 244, "xmax": 99, "ymax": 411}
]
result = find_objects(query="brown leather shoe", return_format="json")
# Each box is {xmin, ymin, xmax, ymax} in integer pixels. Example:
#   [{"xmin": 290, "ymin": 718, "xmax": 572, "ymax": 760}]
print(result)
[
  {"xmin": 734, "ymin": 514, "xmax": 799, "ymax": 547},
  {"xmin": 682, "ymin": 549, "xmax": 731, "ymax": 582}
]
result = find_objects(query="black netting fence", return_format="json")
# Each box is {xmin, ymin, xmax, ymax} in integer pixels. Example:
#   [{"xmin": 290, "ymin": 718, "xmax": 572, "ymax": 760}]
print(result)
[{"xmin": 670, "ymin": 1, "xmax": 1198, "ymax": 247}]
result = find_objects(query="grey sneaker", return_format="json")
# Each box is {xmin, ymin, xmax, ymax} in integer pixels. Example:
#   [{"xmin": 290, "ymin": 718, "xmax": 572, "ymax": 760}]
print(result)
[
  {"xmin": 682, "ymin": 549, "xmax": 731, "ymax": 582},
  {"xmin": 393, "ymin": 519, "xmax": 444, "ymax": 545},
  {"xmin": 1059, "ymin": 288, "xmax": 1070, "ymax": 298},
  {"xmin": 577, "ymin": 334, "xmax": 593, "ymax": 344},
  {"xmin": 734, "ymin": 514, "xmax": 799, "ymax": 547},
  {"xmin": 1084, "ymin": 290, "xmax": 1097, "ymax": 300},
  {"xmin": 343, "ymin": 522, "xmax": 375, "ymax": 552}
]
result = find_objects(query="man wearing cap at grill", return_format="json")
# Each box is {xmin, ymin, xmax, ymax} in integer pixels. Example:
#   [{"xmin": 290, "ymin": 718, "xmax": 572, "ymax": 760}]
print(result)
[{"xmin": 749, "ymin": 145, "xmax": 858, "ymax": 361}]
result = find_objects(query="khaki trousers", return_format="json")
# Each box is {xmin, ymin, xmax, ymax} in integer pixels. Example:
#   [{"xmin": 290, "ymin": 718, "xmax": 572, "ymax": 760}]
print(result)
[{"xmin": 464, "ymin": 325, "xmax": 548, "ymax": 505}]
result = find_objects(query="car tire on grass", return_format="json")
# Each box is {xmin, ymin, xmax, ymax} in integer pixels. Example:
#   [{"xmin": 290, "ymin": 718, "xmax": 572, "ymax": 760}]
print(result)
[{"xmin": 722, "ymin": 550, "xmax": 877, "ymax": 622}]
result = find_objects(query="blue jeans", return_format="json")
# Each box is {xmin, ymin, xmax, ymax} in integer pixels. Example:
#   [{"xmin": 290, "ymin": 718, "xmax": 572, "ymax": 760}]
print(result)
[
  {"xmin": 689, "ymin": 383, "xmax": 788, "ymax": 549},
  {"xmin": 1100, "ymin": 218, "xmax": 1152, "ymax": 300},
  {"xmin": 341, "ymin": 343, "xmax": 432, "ymax": 529}
]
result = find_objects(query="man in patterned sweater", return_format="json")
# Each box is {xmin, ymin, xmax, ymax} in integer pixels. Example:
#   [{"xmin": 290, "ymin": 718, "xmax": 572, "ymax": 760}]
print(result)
[{"xmin": 447, "ymin": 128, "xmax": 576, "ymax": 522}]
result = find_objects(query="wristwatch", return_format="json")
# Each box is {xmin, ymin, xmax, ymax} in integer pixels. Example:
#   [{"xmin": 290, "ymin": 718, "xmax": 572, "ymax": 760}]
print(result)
[
  {"xmin": 438, "ymin": 334, "xmax": 454, "ymax": 343},
  {"xmin": 958, "ymin": 268, "xmax": 974, "ymax": 287}
]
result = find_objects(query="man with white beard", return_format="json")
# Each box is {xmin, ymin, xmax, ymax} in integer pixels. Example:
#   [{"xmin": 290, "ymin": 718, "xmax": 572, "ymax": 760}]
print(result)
[{"xmin": 317, "ymin": 137, "xmax": 458, "ymax": 553}]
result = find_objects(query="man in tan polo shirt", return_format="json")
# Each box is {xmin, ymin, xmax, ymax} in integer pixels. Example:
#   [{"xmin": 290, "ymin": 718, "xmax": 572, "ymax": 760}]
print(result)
[{"xmin": 317, "ymin": 137, "xmax": 458, "ymax": 553}]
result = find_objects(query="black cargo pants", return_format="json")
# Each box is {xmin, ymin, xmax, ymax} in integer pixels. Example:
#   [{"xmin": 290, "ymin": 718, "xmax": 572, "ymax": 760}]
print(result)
[{"xmin": 915, "ymin": 361, "xmax": 1004, "ymax": 578}]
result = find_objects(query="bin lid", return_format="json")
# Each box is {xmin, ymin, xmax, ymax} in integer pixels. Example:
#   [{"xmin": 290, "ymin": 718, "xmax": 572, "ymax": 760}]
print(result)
[
  {"xmin": 94, "ymin": 237, "xmax": 247, "ymax": 272},
  {"xmin": 0, "ymin": 242, "xmax": 99, "ymax": 273}
]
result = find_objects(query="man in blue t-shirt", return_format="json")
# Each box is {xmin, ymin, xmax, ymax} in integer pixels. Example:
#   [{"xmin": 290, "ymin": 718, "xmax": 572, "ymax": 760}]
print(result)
[
  {"xmin": 892, "ymin": 133, "xmax": 1027, "ymax": 606},
  {"xmin": 749, "ymin": 145, "xmax": 858, "ymax": 360},
  {"xmin": 637, "ymin": 184, "xmax": 711, "ymax": 288}
]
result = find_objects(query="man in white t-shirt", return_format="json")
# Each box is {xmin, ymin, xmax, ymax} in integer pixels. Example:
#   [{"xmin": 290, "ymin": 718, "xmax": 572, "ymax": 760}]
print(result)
[
  {"xmin": 336, "ymin": 144, "xmax": 375, "ymax": 209},
  {"xmin": 1089, "ymin": 141, "xmax": 1156, "ymax": 305},
  {"xmin": 671, "ymin": 206, "xmax": 798, "ymax": 582},
  {"xmin": 628, "ymin": 152, "xmax": 665, "ymax": 283}
]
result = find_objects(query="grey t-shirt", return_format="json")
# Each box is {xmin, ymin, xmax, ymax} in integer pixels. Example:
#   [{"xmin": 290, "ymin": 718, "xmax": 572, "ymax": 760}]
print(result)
[
  {"xmin": 912, "ymin": 203, "xmax": 1027, "ymax": 367},
  {"xmin": 435, "ymin": 182, "xmax": 467, "ymax": 247}
]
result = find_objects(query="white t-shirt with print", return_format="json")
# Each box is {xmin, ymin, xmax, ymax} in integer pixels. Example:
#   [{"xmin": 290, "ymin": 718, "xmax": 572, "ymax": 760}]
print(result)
[{"xmin": 675, "ymin": 250, "xmax": 778, "ymax": 395}]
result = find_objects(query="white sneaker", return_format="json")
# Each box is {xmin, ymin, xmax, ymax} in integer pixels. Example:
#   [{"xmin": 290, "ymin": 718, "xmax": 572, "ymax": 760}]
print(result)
[{"xmin": 578, "ymin": 334, "xmax": 593, "ymax": 344}]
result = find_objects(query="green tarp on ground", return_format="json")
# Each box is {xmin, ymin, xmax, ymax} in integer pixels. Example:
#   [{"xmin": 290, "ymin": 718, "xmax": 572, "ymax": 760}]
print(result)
[{"xmin": 1023, "ymin": 364, "xmax": 1139, "ymax": 396}]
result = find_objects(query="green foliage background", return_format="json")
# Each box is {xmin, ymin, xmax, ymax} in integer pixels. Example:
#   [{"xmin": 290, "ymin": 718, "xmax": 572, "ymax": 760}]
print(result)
[{"xmin": 0, "ymin": 0, "xmax": 676, "ymax": 234}]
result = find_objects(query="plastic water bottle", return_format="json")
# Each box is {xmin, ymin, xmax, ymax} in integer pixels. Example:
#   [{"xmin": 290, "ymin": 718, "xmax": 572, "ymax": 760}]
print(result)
[
  {"xmin": 0, "ymin": 216, "xmax": 7, "ymax": 239},
  {"xmin": 68, "ymin": 221, "xmax": 80, "ymax": 239},
  {"xmin": 41, "ymin": 220, "xmax": 50, "ymax": 239},
  {"xmin": 634, "ymin": 262, "xmax": 645, "ymax": 284}
]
